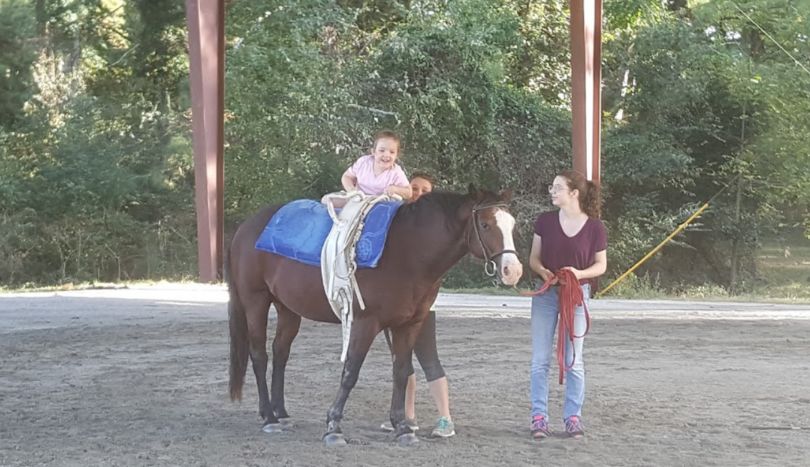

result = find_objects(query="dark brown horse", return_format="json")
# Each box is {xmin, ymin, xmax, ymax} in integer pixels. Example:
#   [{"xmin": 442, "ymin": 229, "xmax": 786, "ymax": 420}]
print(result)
[{"xmin": 227, "ymin": 188, "xmax": 523, "ymax": 445}]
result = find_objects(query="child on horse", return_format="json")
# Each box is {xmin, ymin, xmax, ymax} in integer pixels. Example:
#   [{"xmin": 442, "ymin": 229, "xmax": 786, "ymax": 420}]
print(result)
[{"xmin": 341, "ymin": 130, "xmax": 412, "ymax": 199}]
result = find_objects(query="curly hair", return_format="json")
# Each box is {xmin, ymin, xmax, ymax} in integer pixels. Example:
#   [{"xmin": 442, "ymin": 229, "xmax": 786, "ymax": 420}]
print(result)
[{"xmin": 560, "ymin": 169, "xmax": 602, "ymax": 218}]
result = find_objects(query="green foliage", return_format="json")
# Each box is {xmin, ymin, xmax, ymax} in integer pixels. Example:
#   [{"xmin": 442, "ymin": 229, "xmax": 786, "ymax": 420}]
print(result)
[
  {"xmin": 0, "ymin": 208, "xmax": 38, "ymax": 283},
  {"xmin": 0, "ymin": 0, "xmax": 807, "ymax": 295},
  {"xmin": 504, "ymin": 0, "xmax": 571, "ymax": 103},
  {"xmin": 223, "ymin": 0, "xmax": 572, "ymax": 286},
  {"xmin": 602, "ymin": 272, "xmax": 665, "ymax": 299},
  {"xmin": 599, "ymin": 0, "xmax": 810, "ymax": 293},
  {"xmin": 224, "ymin": 0, "xmax": 353, "ymax": 219},
  {"xmin": 0, "ymin": 0, "xmax": 38, "ymax": 127},
  {"xmin": 0, "ymin": 0, "xmax": 194, "ymax": 285}
]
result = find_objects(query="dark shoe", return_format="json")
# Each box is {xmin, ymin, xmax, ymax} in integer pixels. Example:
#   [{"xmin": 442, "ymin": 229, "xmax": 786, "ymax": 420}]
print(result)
[
  {"xmin": 565, "ymin": 416, "xmax": 584, "ymax": 439},
  {"xmin": 531, "ymin": 415, "xmax": 551, "ymax": 439}
]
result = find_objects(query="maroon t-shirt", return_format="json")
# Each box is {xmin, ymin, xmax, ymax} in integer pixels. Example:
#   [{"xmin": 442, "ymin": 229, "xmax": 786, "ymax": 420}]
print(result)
[{"xmin": 534, "ymin": 210, "xmax": 607, "ymax": 286}]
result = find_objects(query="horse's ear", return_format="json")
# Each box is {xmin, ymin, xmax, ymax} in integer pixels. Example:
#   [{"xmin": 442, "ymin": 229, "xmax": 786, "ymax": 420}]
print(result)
[
  {"xmin": 500, "ymin": 189, "xmax": 513, "ymax": 203},
  {"xmin": 468, "ymin": 184, "xmax": 485, "ymax": 201}
]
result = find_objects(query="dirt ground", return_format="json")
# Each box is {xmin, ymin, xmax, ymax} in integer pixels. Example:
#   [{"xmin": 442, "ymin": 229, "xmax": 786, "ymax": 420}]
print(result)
[{"xmin": 1, "ymin": 284, "xmax": 809, "ymax": 466}]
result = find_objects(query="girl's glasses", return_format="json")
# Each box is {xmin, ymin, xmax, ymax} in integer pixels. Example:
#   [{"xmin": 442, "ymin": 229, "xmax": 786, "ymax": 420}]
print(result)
[{"xmin": 548, "ymin": 185, "xmax": 569, "ymax": 194}]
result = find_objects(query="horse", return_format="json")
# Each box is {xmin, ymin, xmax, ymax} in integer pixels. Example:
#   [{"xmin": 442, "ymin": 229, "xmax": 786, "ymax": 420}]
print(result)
[{"xmin": 227, "ymin": 187, "xmax": 523, "ymax": 446}]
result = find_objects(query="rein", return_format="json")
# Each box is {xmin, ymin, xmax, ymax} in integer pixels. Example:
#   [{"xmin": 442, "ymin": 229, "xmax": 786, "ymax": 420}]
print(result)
[
  {"xmin": 520, "ymin": 269, "xmax": 590, "ymax": 384},
  {"xmin": 470, "ymin": 202, "xmax": 518, "ymax": 277}
]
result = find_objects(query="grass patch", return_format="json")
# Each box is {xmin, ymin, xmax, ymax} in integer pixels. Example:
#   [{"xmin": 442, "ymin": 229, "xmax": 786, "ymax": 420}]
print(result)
[
  {"xmin": 598, "ymin": 235, "xmax": 810, "ymax": 303},
  {"xmin": 752, "ymin": 238, "xmax": 810, "ymax": 301}
]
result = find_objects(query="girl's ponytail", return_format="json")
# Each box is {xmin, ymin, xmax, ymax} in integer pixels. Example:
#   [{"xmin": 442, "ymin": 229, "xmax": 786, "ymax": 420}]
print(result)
[{"xmin": 583, "ymin": 180, "xmax": 602, "ymax": 218}]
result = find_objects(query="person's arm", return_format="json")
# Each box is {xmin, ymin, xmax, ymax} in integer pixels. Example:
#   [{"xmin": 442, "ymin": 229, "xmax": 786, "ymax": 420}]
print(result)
[
  {"xmin": 528, "ymin": 234, "xmax": 555, "ymax": 282},
  {"xmin": 384, "ymin": 184, "xmax": 412, "ymax": 199},
  {"xmin": 563, "ymin": 250, "xmax": 607, "ymax": 280},
  {"xmin": 385, "ymin": 166, "xmax": 412, "ymax": 199},
  {"xmin": 341, "ymin": 168, "xmax": 358, "ymax": 192}
]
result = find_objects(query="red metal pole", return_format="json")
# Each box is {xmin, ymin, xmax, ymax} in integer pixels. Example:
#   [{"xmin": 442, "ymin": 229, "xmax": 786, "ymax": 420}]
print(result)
[
  {"xmin": 185, "ymin": 0, "xmax": 225, "ymax": 282},
  {"xmin": 570, "ymin": 0, "xmax": 602, "ymax": 184}
]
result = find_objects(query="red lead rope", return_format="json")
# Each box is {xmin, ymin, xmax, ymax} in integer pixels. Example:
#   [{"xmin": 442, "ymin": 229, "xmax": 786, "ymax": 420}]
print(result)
[{"xmin": 520, "ymin": 269, "xmax": 590, "ymax": 384}]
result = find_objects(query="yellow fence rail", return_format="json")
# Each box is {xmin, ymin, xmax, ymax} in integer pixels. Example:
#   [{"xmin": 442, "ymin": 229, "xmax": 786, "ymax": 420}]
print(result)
[{"xmin": 596, "ymin": 202, "xmax": 711, "ymax": 297}]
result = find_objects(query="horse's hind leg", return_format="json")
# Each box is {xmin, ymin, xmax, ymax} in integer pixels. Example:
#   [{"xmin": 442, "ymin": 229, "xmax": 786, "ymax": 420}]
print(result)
[
  {"xmin": 269, "ymin": 303, "xmax": 301, "ymax": 422},
  {"xmin": 243, "ymin": 290, "xmax": 278, "ymax": 431},
  {"xmin": 323, "ymin": 317, "xmax": 380, "ymax": 446}
]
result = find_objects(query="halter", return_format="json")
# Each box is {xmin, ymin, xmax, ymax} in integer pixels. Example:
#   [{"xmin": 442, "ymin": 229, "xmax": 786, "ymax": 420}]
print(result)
[{"xmin": 469, "ymin": 202, "xmax": 518, "ymax": 277}]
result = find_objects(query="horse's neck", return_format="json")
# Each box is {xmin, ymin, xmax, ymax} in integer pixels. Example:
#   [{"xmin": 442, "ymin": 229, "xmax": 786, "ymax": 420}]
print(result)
[
  {"xmin": 398, "ymin": 199, "xmax": 472, "ymax": 283},
  {"xmin": 423, "ymin": 228, "xmax": 468, "ymax": 279}
]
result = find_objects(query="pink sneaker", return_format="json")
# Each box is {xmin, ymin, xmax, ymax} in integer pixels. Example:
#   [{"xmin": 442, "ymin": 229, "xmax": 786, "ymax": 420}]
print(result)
[
  {"xmin": 565, "ymin": 416, "xmax": 584, "ymax": 439},
  {"xmin": 531, "ymin": 415, "xmax": 550, "ymax": 439}
]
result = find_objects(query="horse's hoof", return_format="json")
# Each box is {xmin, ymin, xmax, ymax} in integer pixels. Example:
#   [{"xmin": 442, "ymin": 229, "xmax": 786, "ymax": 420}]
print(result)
[
  {"xmin": 397, "ymin": 432, "xmax": 419, "ymax": 446},
  {"xmin": 262, "ymin": 422, "xmax": 284, "ymax": 433},
  {"xmin": 278, "ymin": 417, "xmax": 293, "ymax": 427},
  {"xmin": 323, "ymin": 433, "xmax": 347, "ymax": 446}
]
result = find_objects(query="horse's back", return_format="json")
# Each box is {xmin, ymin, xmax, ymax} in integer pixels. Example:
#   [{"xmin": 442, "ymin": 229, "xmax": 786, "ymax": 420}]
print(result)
[
  {"xmin": 228, "ymin": 198, "xmax": 447, "ymax": 327},
  {"xmin": 229, "ymin": 203, "xmax": 340, "ymax": 324}
]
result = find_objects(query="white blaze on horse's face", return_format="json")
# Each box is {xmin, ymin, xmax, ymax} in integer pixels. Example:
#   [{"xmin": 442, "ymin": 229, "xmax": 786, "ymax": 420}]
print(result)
[{"xmin": 494, "ymin": 209, "xmax": 523, "ymax": 286}]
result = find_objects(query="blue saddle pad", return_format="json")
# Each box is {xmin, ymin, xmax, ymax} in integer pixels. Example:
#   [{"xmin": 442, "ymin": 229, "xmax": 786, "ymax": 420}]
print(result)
[{"xmin": 255, "ymin": 199, "xmax": 403, "ymax": 268}]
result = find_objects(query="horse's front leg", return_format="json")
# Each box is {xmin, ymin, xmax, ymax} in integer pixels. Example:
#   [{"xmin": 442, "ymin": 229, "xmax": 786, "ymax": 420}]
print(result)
[
  {"xmin": 323, "ymin": 317, "xmax": 380, "ymax": 446},
  {"xmin": 389, "ymin": 318, "xmax": 426, "ymax": 446}
]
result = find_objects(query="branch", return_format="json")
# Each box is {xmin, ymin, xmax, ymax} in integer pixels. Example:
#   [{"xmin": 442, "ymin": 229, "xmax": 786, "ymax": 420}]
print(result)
[{"xmin": 346, "ymin": 103, "xmax": 399, "ymax": 117}]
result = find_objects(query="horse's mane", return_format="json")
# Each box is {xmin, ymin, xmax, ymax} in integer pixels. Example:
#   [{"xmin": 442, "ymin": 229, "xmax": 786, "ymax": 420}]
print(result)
[
  {"xmin": 396, "ymin": 189, "xmax": 503, "ymax": 226},
  {"xmin": 398, "ymin": 190, "xmax": 467, "ymax": 217}
]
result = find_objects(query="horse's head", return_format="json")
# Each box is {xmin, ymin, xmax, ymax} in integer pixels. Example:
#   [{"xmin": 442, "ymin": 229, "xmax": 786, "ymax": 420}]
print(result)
[{"xmin": 465, "ymin": 186, "xmax": 523, "ymax": 286}]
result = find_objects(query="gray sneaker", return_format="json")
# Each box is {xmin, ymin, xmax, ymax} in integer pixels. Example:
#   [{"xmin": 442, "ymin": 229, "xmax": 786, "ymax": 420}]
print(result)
[
  {"xmin": 380, "ymin": 418, "xmax": 418, "ymax": 432},
  {"xmin": 431, "ymin": 416, "xmax": 455, "ymax": 438}
]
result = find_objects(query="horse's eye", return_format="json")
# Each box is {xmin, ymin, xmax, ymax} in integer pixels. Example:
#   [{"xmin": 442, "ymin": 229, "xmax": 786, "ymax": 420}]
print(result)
[{"xmin": 480, "ymin": 221, "xmax": 489, "ymax": 230}]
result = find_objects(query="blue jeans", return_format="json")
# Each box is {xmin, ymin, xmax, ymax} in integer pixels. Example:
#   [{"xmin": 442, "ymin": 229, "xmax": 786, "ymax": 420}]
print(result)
[{"xmin": 530, "ymin": 283, "xmax": 590, "ymax": 421}]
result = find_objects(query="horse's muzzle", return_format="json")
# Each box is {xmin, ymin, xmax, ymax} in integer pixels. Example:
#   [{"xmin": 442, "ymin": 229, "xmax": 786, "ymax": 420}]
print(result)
[{"xmin": 497, "ymin": 253, "xmax": 523, "ymax": 286}]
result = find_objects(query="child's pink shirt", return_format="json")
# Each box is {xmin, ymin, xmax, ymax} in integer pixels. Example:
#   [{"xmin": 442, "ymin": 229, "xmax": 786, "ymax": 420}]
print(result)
[{"xmin": 349, "ymin": 155, "xmax": 409, "ymax": 196}]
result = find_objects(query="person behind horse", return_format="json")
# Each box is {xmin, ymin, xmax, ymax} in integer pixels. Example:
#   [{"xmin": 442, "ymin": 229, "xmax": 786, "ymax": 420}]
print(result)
[
  {"xmin": 380, "ymin": 172, "xmax": 455, "ymax": 438},
  {"xmin": 528, "ymin": 169, "xmax": 607, "ymax": 440},
  {"xmin": 341, "ymin": 130, "xmax": 412, "ymax": 199}
]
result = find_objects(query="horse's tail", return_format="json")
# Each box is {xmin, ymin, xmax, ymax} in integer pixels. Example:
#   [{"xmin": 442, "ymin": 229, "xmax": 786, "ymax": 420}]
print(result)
[{"xmin": 226, "ymin": 242, "xmax": 250, "ymax": 402}]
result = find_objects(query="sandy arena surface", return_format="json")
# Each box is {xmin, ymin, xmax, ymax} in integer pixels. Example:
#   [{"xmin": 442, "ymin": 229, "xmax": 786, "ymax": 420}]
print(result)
[{"xmin": 1, "ymin": 284, "xmax": 809, "ymax": 466}]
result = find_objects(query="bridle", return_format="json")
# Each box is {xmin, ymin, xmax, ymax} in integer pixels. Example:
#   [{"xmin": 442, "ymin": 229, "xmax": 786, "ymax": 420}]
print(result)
[{"xmin": 469, "ymin": 202, "xmax": 518, "ymax": 277}]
